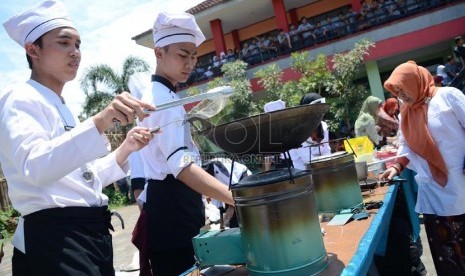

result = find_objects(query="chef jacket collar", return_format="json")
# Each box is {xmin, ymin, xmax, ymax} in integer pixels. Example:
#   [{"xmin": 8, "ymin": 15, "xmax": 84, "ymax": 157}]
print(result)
[{"xmin": 151, "ymin": 74, "xmax": 176, "ymax": 93}]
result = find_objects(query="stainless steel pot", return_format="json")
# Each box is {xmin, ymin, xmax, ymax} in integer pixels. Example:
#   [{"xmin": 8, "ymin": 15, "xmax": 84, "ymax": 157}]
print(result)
[
  {"xmin": 355, "ymin": 161, "xmax": 368, "ymax": 181},
  {"xmin": 231, "ymin": 168, "xmax": 328, "ymax": 276},
  {"xmin": 307, "ymin": 153, "xmax": 364, "ymax": 213}
]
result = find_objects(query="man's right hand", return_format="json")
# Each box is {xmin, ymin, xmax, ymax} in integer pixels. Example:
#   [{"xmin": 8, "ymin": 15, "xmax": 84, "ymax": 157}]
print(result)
[{"xmin": 93, "ymin": 92, "xmax": 156, "ymax": 134}]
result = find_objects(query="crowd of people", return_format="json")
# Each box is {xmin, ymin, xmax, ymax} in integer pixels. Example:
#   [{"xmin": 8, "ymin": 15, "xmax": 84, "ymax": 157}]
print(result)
[{"xmin": 183, "ymin": 0, "xmax": 456, "ymax": 87}]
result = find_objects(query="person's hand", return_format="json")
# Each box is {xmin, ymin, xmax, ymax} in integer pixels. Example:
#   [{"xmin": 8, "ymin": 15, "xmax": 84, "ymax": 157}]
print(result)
[
  {"xmin": 380, "ymin": 167, "xmax": 398, "ymax": 181},
  {"xmin": 93, "ymin": 92, "xmax": 156, "ymax": 134},
  {"xmin": 115, "ymin": 126, "xmax": 155, "ymax": 167}
]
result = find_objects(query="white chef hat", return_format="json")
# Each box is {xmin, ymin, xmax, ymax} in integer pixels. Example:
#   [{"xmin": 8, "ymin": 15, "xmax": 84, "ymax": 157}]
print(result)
[
  {"xmin": 153, "ymin": 11, "xmax": 205, "ymax": 48},
  {"xmin": 3, "ymin": 0, "xmax": 75, "ymax": 48},
  {"xmin": 264, "ymin": 99, "xmax": 286, "ymax": 112}
]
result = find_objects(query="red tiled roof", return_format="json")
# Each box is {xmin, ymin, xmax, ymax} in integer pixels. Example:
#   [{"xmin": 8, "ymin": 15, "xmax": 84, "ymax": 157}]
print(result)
[{"xmin": 186, "ymin": 0, "xmax": 231, "ymax": 14}]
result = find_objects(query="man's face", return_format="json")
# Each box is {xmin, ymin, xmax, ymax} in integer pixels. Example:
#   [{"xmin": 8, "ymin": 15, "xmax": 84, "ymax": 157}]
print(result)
[
  {"xmin": 155, "ymin": 42, "xmax": 197, "ymax": 86},
  {"xmin": 29, "ymin": 27, "xmax": 81, "ymax": 84}
]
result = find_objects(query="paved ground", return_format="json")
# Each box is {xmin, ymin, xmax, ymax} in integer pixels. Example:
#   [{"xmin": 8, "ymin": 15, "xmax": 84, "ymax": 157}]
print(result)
[{"xmin": 0, "ymin": 203, "xmax": 437, "ymax": 275}]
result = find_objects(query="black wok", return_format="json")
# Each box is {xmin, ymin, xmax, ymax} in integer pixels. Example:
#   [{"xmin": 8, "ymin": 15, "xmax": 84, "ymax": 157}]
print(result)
[{"xmin": 193, "ymin": 103, "xmax": 329, "ymax": 155}]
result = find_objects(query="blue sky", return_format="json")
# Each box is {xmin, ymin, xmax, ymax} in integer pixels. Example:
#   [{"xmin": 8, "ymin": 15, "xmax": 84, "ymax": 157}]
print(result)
[{"xmin": 0, "ymin": 0, "xmax": 203, "ymax": 115}]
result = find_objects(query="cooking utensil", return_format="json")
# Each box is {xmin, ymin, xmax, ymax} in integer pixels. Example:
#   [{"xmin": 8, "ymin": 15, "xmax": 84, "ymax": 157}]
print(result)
[
  {"xmin": 143, "ymin": 85, "xmax": 234, "ymax": 114},
  {"xmin": 367, "ymin": 153, "xmax": 409, "ymax": 166},
  {"xmin": 194, "ymin": 103, "xmax": 330, "ymax": 155}
]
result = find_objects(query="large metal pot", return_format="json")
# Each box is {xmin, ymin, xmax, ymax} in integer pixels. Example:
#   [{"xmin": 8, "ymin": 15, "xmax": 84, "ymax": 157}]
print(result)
[
  {"xmin": 231, "ymin": 168, "xmax": 328, "ymax": 276},
  {"xmin": 196, "ymin": 104, "xmax": 329, "ymax": 155},
  {"xmin": 307, "ymin": 153, "xmax": 363, "ymax": 213}
]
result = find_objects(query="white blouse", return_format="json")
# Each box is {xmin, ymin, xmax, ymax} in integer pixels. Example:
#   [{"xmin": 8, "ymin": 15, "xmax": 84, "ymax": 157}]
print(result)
[
  {"xmin": 397, "ymin": 87, "xmax": 465, "ymax": 216},
  {"xmin": 289, "ymin": 121, "xmax": 332, "ymax": 170}
]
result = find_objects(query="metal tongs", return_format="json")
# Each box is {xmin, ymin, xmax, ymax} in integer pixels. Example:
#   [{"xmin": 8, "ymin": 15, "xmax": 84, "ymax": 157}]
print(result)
[
  {"xmin": 144, "ymin": 85, "xmax": 234, "ymax": 115},
  {"xmin": 147, "ymin": 86, "xmax": 234, "ymax": 134}
]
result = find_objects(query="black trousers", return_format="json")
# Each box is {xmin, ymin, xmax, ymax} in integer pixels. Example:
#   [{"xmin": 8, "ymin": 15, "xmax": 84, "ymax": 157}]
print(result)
[
  {"xmin": 146, "ymin": 176, "xmax": 204, "ymax": 276},
  {"xmin": 12, "ymin": 206, "xmax": 114, "ymax": 276}
]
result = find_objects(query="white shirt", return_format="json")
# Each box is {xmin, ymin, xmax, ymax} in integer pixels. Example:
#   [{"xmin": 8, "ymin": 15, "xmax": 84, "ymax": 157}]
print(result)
[
  {"xmin": 138, "ymin": 79, "xmax": 200, "ymax": 180},
  {"xmin": 0, "ymin": 80, "xmax": 127, "ymax": 252},
  {"xmin": 397, "ymin": 87, "xmax": 465, "ymax": 216},
  {"xmin": 289, "ymin": 121, "xmax": 331, "ymax": 170},
  {"xmin": 207, "ymin": 158, "xmax": 251, "ymax": 208},
  {"xmin": 128, "ymin": 151, "xmax": 145, "ymax": 179}
]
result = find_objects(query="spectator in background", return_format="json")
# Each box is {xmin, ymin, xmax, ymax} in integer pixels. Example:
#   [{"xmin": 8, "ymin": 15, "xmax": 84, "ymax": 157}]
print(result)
[
  {"xmin": 226, "ymin": 48, "xmax": 236, "ymax": 62},
  {"xmin": 377, "ymin": 97, "xmax": 400, "ymax": 145},
  {"xmin": 203, "ymin": 158, "xmax": 251, "ymax": 228},
  {"xmin": 288, "ymin": 23, "xmax": 302, "ymax": 50},
  {"xmin": 453, "ymin": 36, "xmax": 465, "ymax": 67},
  {"xmin": 276, "ymin": 29, "xmax": 292, "ymax": 54},
  {"xmin": 298, "ymin": 16, "xmax": 316, "ymax": 47},
  {"xmin": 433, "ymin": 75, "xmax": 443, "ymax": 87},
  {"xmin": 354, "ymin": 96, "xmax": 383, "ymax": 146},
  {"xmin": 436, "ymin": 64, "xmax": 451, "ymax": 86},
  {"xmin": 444, "ymin": 55, "xmax": 461, "ymax": 81},
  {"xmin": 289, "ymin": 93, "xmax": 331, "ymax": 170}
]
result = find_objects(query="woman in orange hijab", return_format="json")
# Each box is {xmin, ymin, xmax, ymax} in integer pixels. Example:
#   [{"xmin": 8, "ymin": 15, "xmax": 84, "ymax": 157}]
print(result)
[
  {"xmin": 377, "ymin": 97, "xmax": 399, "ymax": 140},
  {"xmin": 381, "ymin": 60, "xmax": 465, "ymax": 275}
]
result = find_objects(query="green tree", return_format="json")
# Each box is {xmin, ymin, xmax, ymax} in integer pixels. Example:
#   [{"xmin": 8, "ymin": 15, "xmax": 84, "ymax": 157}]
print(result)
[
  {"xmin": 327, "ymin": 39, "xmax": 375, "ymax": 133},
  {"xmin": 79, "ymin": 56, "xmax": 150, "ymax": 120},
  {"xmin": 255, "ymin": 51, "xmax": 332, "ymax": 108},
  {"xmin": 220, "ymin": 60, "xmax": 257, "ymax": 121},
  {"xmin": 254, "ymin": 39, "xmax": 374, "ymax": 135}
]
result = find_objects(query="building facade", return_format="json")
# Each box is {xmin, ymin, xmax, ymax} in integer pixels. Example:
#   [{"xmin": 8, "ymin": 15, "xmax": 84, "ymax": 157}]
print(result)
[{"xmin": 132, "ymin": 0, "xmax": 465, "ymax": 100}]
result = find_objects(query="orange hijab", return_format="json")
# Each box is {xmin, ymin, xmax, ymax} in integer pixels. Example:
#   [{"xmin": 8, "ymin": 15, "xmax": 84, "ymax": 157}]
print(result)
[
  {"xmin": 383, "ymin": 98, "xmax": 399, "ymax": 118},
  {"xmin": 384, "ymin": 61, "xmax": 448, "ymax": 187}
]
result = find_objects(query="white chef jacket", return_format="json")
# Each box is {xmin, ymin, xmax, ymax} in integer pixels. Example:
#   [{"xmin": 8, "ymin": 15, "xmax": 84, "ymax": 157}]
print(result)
[
  {"xmin": 128, "ymin": 151, "xmax": 145, "ymax": 179},
  {"xmin": 289, "ymin": 121, "xmax": 331, "ymax": 170},
  {"xmin": 138, "ymin": 77, "xmax": 201, "ymax": 180},
  {"xmin": 397, "ymin": 87, "xmax": 465, "ymax": 216},
  {"xmin": 0, "ymin": 80, "xmax": 128, "ymax": 253}
]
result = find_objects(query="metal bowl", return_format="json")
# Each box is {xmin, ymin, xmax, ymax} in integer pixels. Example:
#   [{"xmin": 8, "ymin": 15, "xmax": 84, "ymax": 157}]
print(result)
[{"xmin": 195, "ymin": 104, "xmax": 329, "ymax": 155}]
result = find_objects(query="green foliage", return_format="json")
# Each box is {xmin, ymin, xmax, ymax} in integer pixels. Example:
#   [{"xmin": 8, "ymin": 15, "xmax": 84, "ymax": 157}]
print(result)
[
  {"xmin": 327, "ymin": 39, "xmax": 375, "ymax": 131},
  {"xmin": 292, "ymin": 53, "xmax": 332, "ymax": 96},
  {"xmin": 0, "ymin": 208, "xmax": 20, "ymax": 239},
  {"xmin": 255, "ymin": 52, "xmax": 333, "ymax": 110},
  {"xmin": 255, "ymin": 63, "xmax": 283, "ymax": 101},
  {"xmin": 78, "ymin": 91, "xmax": 114, "ymax": 120},
  {"xmin": 79, "ymin": 56, "xmax": 151, "ymax": 120},
  {"xmin": 253, "ymin": 39, "xmax": 374, "ymax": 135},
  {"xmin": 102, "ymin": 187, "xmax": 129, "ymax": 207},
  {"xmin": 220, "ymin": 60, "xmax": 257, "ymax": 121}
]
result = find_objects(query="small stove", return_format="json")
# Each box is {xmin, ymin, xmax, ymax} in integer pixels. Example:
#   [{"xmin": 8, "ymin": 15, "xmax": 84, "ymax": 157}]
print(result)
[{"xmin": 191, "ymin": 103, "xmax": 356, "ymax": 275}]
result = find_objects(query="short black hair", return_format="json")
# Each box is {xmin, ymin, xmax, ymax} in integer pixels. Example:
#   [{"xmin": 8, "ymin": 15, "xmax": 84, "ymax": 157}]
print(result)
[{"xmin": 26, "ymin": 37, "xmax": 43, "ymax": 70}]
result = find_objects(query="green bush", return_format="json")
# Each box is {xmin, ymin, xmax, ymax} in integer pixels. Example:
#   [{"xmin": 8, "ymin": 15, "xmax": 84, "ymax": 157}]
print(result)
[
  {"xmin": 102, "ymin": 186, "xmax": 130, "ymax": 207},
  {"xmin": 0, "ymin": 208, "xmax": 20, "ymax": 240}
]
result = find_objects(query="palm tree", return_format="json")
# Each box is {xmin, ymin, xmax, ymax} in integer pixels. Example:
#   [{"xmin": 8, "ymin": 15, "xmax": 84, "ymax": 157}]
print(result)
[
  {"xmin": 79, "ymin": 56, "xmax": 151, "ymax": 148},
  {"xmin": 79, "ymin": 56, "xmax": 151, "ymax": 119}
]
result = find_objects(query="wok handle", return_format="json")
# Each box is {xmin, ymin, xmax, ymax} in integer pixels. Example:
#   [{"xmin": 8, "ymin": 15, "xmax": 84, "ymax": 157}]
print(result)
[{"xmin": 186, "ymin": 114, "xmax": 214, "ymax": 131}]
